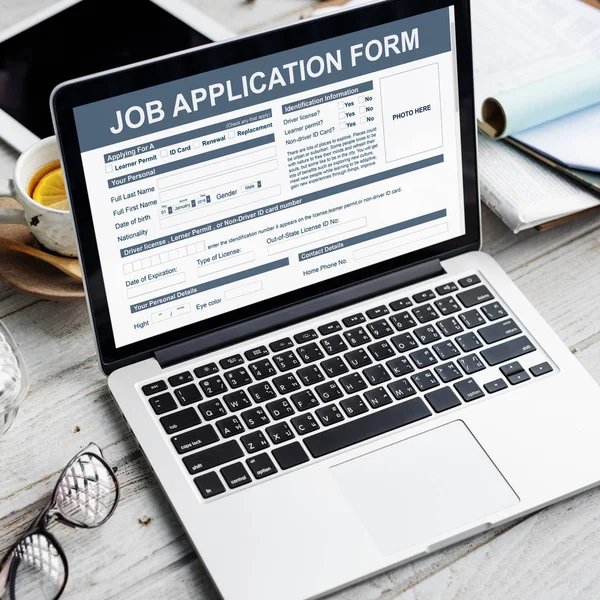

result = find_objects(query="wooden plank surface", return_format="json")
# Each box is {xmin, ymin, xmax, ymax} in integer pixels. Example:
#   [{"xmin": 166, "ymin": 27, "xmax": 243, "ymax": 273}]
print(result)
[{"xmin": 1, "ymin": 2, "xmax": 600, "ymax": 599}]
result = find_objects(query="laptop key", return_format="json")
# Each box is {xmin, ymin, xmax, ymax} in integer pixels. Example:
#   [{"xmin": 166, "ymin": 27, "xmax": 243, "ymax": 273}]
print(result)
[
  {"xmin": 413, "ymin": 290, "xmax": 435, "ymax": 303},
  {"xmin": 437, "ymin": 316, "xmax": 464, "ymax": 337},
  {"xmin": 500, "ymin": 361, "xmax": 524, "ymax": 377},
  {"xmin": 387, "ymin": 378, "xmax": 416, "ymax": 400},
  {"xmin": 363, "ymin": 364, "xmax": 391, "ymax": 385},
  {"xmin": 291, "ymin": 413, "xmax": 320, "ymax": 435},
  {"xmin": 484, "ymin": 379, "xmax": 508, "ymax": 394},
  {"xmin": 386, "ymin": 356, "xmax": 415, "ymax": 377},
  {"xmin": 432, "ymin": 341, "xmax": 460, "ymax": 361},
  {"xmin": 248, "ymin": 359, "xmax": 276, "ymax": 380},
  {"xmin": 436, "ymin": 282, "xmax": 458, "ymax": 295},
  {"xmin": 409, "ymin": 348, "xmax": 437, "ymax": 369},
  {"xmin": 290, "ymin": 389, "xmax": 319, "ymax": 412},
  {"xmin": 435, "ymin": 362, "xmax": 462, "ymax": 383},
  {"xmin": 481, "ymin": 302, "xmax": 508, "ymax": 321},
  {"xmin": 246, "ymin": 454, "xmax": 277, "ymax": 479},
  {"xmin": 391, "ymin": 333, "xmax": 418, "ymax": 353},
  {"xmin": 364, "ymin": 387, "xmax": 393, "ymax": 409},
  {"xmin": 344, "ymin": 327, "xmax": 371, "ymax": 347},
  {"xmin": 294, "ymin": 329, "xmax": 318, "ymax": 343},
  {"xmin": 458, "ymin": 274, "xmax": 481, "ymax": 288},
  {"xmin": 172, "ymin": 425, "xmax": 219, "ymax": 455},
  {"xmin": 224, "ymin": 367, "xmax": 252, "ymax": 389},
  {"xmin": 304, "ymin": 398, "xmax": 431, "ymax": 458},
  {"xmin": 458, "ymin": 354, "xmax": 486, "ymax": 375},
  {"xmin": 270, "ymin": 337, "xmax": 293, "ymax": 352},
  {"xmin": 266, "ymin": 398, "xmax": 294, "ymax": 420},
  {"xmin": 481, "ymin": 336, "xmax": 536, "ymax": 366},
  {"xmin": 457, "ymin": 285, "xmax": 494, "ymax": 308},
  {"xmin": 390, "ymin": 311, "xmax": 417, "ymax": 332},
  {"xmin": 241, "ymin": 407, "xmax": 270, "ymax": 429},
  {"xmin": 273, "ymin": 373, "xmax": 301, "ymax": 394},
  {"xmin": 367, "ymin": 340, "xmax": 395, "ymax": 361},
  {"xmin": 220, "ymin": 463, "xmax": 251, "ymax": 489},
  {"xmin": 411, "ymin": 370, "xmax": 439, "ymax": 392},
  {"xmin": 479, "ymin": 319, "xmax": 522, "ymax": 344},
  {"xmin": 367, "ymin": 319, "xmax": 394, "ymax": 339},
  {"xmin": 389, "ymin": 297, "xmax": 412, "ymax": 311},
  {"xmin": 248, "ymin": 382, "xmax": 277, "ymax": 403},
  {"xmin": 297, "ymin": 342, "xmax": 324, "ymax": 363},
  {"xmin": 413, "ymin": 304, "xmax": 439, "ymax": 323},
  {"xmin": 216, "ymin": 416, "xmax": 244, "ymax": 438},
  {"xmin": 345, "ymin": 348, "xmax": 372, "ymax": 369},
  {"xmin": 414, "ymin": 325, "xmax": 441, "ymax": 345},
  {"xmin": 340, "ymin": 395, "xmax": 369, "ymax": 417},
  {"xmin": 183, "ymin": 440, "xmax": 244, "ymax": 474},
  {"xmin": 219, "ymin": 354, "xmax": 244, "ymax": 369},
  {"xmin": 343, "ymin": 313, "xmax": 365, "ymax": 327},
  {"xmin": 460, "ymin": 309, "xmax": 485, "ymax": 329},
  {"xmin": 297, "ymin": 365, "xmax": 325, "ymax": 386},
  {"xmin": 530, "ymin": 362, "xmax": 553, "ymax": 377},
  {"xmin": 168, "ymin": 371, "xmax": 193, "ymax": 387},
  {"xmin": 198, "ymin": 399, "xmax": 227, "ymax": 421},
  {"xmin": 315, "ymin": 381, "xmax": 344, "ymax": 402},
  {"xmin": 316, "ymin": 404, "xmax": 345, "ymax": 426},
  {"xmin": 175, "ymin": 383, "xmax": 202, "ymax": 406},
  {"xmin": 272, "ymin": 442, "xmax": 310, "ymax": 470},
  {"xmin": 340, "ymin": 372, "xmax": 368, "ymax": 394},
  {"xmin": 223, "ymin": 390, "xmax": 252, "ymax": 412},
  {"xmin": 142, "ymin": 380, "xmax": 167, "ymax": 396},
  {"xmin": 160, "ymin": 407, "xmax": 201, "ymax": 435},
  {"xmin": 425, "ymin": 387, "xmax": 462, "ymax": 413},
  {"xmin": 149, "ymin": 392, "xmax": 177, "ymax": 415},
  {"xmin": 240, "ymin": 431, "xmax": 269, "ymax": 454},
  {"xmin": 244, "ymin": 346, "xmax": 269, "ymax": 361},
  {"xmin": 194, "ymin": 472, "xmax": 225, "ymax": 499},
  {"xmin": 319, "ymin": 321, "xmax": 342, "ymax": 335},
  {"xmin": 266, "ymin": 422, "xmax": 295, "ymax": 444},
  {"xmin": 455, "ymin": 332, "xmax": 483, "ymax": 352},
  {"xmin": 194, "ymin": 363, "xmax": 218, "ymax": 379},
  {"xmin": 366, "ymin": 305, "xmax": 390, "ymax": 319},
  {"xmin": 273, "ymin": 350, "xmax": 300, "ymax": 372},
  {"xmin": 508, "ymin": 371, "xmax": 531, "ymax": 385},
  {"xmin": 434, "ymin": 297, "xmax": 461, "ymax": 316},
  {"xmin": 199, "ymin": 375, "xmax": 227, "ymax": 397},
  {"xmin": 454, "ymin": 378, "xmax": 484, "ymax": 402},
  {"xmin": 321, "ymin": 334, "xmax": 348, "ymax": 356},
  {"xmin": 321, "ymin": 356, "xmax": 349, "ymax": 377}
]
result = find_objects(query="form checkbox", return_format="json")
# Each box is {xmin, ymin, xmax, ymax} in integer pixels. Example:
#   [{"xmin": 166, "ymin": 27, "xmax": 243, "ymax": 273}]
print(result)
[
  {"xmin": 161, "ymin": 149, "xmax": 168, "ymax": 157},
  {"xmin": 359, "ymin": 96, "xmax": 365, "ymax": 103},
  {"xmin": 360, "ymin": 116, "xmax": 368, "ymax": 124},
  {"xmin": 123, "ymin": 263, "xmax": 133, "ymax": 275},
  {"xmin": 193, "ymin": 140, "xmax": 201, "ymax": 148},
  {"xmin": 228, "ymin": 130, "xmax": 236, "ymax": 138},
  {"xmin": 142, "ymin": 258, "xmax": 152, "ymax": 269},
  {"xmin": 160, "ymin": 252, "xmax": 170, "ymax": 263},
  {"xmin": 340, "ymin": 123, "xmax": 347, "ymax": 129},
  {"xmin": 151, "ymin": 255, "xmax": 160, "ymax": 266},
  {"xmin": 338, "ymin": 101, "xmax": 346, "ymax": 109},
  {"xmin": 133, "ymin": 260, "xmax": 143, "ymax": 271},
  {"xmin": 360, "ymin": 106, "xmax": 366, "ymax": 114},
  {"xmin": 105, "ymin": 164, "xmax": 113, "ymax": 173}
]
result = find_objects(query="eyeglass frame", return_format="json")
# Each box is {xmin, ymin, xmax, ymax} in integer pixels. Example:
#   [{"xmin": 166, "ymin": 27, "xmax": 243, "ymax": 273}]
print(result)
[{"xmin": 0, "ymin": 442, "xmax": 120, "ymax": 600}]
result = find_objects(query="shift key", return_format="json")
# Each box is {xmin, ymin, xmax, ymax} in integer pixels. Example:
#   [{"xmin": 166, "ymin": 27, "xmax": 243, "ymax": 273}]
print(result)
[
  {"xmin": 183, "ymin": 440, "xmax": 243, "ymax": 474},
  {"xmin": 481, "ymin": 335, "xmax": 536, "ymax": 366}
]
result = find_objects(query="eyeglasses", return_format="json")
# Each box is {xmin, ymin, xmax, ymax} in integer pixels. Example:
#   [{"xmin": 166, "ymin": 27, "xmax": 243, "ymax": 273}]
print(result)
[{"xmin": 0, "ymin": 443, "xmax": 120, "ymax": 600}]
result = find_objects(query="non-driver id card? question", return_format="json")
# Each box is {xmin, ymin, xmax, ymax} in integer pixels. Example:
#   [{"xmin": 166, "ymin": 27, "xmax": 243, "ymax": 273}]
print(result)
[{"xmin": 74, "ymin": 6, "xmax": 465, "ymax": 348}]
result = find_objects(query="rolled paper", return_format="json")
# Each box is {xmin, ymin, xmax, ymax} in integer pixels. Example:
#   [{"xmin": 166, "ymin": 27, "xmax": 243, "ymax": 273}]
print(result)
[{"xmin": 481, "ymin": 60, "xmax": 600, "ymax": 138}]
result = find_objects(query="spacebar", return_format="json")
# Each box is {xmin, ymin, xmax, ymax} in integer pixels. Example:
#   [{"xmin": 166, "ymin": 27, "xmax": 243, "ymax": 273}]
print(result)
[{"xmin": 304, "ymin": 398, "xmax": 432, "ymax": 458}]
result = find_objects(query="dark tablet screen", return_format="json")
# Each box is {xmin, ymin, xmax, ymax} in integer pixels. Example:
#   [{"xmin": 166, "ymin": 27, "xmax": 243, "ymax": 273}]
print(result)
[{"xmin": 0, "ymin": 0, "xmax": 212, "ymax": 138}]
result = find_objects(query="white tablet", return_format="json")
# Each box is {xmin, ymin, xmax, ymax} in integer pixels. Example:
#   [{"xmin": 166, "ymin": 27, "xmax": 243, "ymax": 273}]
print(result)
[{"xmin": 0, "ymin": 0, "xmax": 233, "ymax": 153}]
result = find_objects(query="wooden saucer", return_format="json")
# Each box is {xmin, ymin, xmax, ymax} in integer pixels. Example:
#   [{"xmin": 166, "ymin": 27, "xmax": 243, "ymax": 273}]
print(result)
[{"xmin": 0, "ymin": 198, "xmax": 84, "ymax": 300}]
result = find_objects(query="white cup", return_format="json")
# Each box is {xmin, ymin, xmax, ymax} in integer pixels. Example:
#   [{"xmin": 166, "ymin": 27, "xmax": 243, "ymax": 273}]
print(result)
[{"xmin": 0, "ymin": 136, "xmax": 77, "ymax": 257}]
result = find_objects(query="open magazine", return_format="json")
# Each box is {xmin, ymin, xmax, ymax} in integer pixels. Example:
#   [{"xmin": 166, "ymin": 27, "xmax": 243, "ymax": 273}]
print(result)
[{"xmin": 310, "ymin": 0, "xmax": 600, "ymax": 233}]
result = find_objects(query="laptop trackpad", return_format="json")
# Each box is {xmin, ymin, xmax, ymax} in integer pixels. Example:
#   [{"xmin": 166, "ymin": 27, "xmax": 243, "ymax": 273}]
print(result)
[{"xmin": 330, "ymin": 421, "xmax": 519, "ymax": 555}]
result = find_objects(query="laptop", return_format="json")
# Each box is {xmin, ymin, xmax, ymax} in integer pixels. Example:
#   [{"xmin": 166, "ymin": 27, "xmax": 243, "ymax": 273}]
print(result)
[{"xmin": 51, "ymin": 1, "xmax": 600, "ymax": 598}]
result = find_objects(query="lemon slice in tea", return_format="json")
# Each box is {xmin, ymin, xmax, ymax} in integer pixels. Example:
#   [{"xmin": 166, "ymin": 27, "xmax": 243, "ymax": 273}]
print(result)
[{"xmin": 32, "ymin": 167, "xmax": 68, "ymax": 210}]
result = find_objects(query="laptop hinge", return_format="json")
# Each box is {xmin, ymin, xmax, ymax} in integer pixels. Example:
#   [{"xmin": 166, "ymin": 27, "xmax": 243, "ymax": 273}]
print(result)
[{"xmin": 155, "ymin": 258, "xmax": 445, "ymax": 369}]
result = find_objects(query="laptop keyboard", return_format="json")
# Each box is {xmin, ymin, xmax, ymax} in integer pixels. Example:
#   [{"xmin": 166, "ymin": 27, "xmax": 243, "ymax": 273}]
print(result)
[{"xmin": 140, "ymin": 273, "xmax": 555, "ymax": 499}]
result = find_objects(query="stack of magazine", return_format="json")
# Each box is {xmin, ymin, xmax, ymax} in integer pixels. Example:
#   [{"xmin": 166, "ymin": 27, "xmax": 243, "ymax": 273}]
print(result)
[{"xmin": 309, "ymin": 0, "xmax": 600, "ymax": 233}]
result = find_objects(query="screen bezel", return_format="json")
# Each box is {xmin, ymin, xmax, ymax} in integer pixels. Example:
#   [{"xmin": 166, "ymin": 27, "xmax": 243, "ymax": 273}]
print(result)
[
  {"xmin": 0, "ymin": 0, "xmax": 232, "ymax": 153},
  {"xmin": 52, "ymin": 0, "xmax": 480, "ymax": 374}
]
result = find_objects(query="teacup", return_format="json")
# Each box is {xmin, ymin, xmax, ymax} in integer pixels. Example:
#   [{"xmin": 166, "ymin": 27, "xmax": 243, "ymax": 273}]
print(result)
[{"xmin": 0, "ymin": 136, "xmax": 77, "ymax": 257}]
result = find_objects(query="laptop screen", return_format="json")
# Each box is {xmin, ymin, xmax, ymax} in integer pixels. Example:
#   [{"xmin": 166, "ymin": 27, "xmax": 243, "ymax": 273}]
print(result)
[{"xmin": 72, "ymin": 5, "xmax": 465, "ymax": 349}]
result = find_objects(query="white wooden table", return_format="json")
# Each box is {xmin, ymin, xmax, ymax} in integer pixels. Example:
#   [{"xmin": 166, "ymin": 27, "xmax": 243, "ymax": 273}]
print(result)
[{"xmin": 2, "ymin": 2, "xmax": 600, "ymax": 599}]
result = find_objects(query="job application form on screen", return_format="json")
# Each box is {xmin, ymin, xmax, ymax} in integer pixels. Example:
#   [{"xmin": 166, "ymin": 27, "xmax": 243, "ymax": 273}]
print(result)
[{"xmin": 74, "ymin": 6, "xmax": 465, "ymax": 348}]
